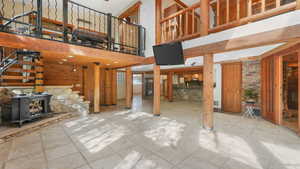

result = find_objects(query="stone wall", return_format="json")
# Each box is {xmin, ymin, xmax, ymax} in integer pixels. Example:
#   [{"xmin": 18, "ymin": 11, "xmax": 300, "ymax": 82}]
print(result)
[
  {"xmin": 242, "ymin": 60, "xmax": 261, "ymax": 112},
  {"xmin": 173, "ymin": 85, "xmax": 203, "ymax": 102}
]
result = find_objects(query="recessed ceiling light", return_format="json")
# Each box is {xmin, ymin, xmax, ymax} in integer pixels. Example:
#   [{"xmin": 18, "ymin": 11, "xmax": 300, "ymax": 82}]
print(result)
[
  {"xmin": 114, "ymin": 61, "xmax": 119, "ymax": 64},
  {"xmin": 58, "ymin": 61, "xmax": 63, "ymax": 64},
  {"xmin": 62, "ymin": 59, "xmax": 67, "ymax": 62},
  {"xmin": 68, "ymin": 55, "xmax": 74, "ymax": 58},
  {"xmin": 106, "ymin": 64, "xmax": 111, "ymax": 66}
]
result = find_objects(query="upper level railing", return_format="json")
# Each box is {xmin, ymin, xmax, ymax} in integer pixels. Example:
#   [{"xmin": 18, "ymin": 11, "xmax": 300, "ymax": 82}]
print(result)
[
  {"xmin": 0, "ymin": 0, "xmax": 146, "ymax": 56},
  {"xmin": 160, "ymin": 0, "xmax": 297, "ymax": 43}
]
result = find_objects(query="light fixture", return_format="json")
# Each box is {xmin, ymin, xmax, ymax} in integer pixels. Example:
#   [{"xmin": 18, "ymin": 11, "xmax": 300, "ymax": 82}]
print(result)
[
  {"xmin": 68, "ymin": 55, "xmax": 74, "ymax": 58},
  {"xmin": 114, "ymin": 61, "xmax": 119, "ymax": 64},
  {"xmin": 72, "ymin": 65, "xmax": 77, "ymax": 72},
  {"xmin": 62, "ymin": 59, "xmax": 67, "ymax": 62},
  {"xmin": 58, "ymin": 61, "xmax": 63, "ymax": 64},
  {"xmin": 106, "ymin": 64, "xmax": 111, "ymax": 66}
]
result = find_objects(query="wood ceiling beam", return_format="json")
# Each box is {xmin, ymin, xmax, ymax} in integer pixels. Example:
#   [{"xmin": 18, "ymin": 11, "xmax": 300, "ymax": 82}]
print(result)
[
  {"xmin": 119, "ymin": 1, "xmax": 142, "ymax": 19},
  {"xmin": 173, "ymin": 0, "xmax": 189, "ymax": 8},
  {"xmin": 143, "ymin": 24, "xmax": 300, "ymax": 65},
  {"xmin": 260, "ymin": 41, "xmax": 300, "ymax": 59}
]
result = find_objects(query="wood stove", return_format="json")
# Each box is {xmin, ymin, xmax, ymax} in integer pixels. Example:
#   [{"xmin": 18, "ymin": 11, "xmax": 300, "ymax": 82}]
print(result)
[{"xmin": 1, "ymin": 94, "xmax": 52, "ymax": 127}]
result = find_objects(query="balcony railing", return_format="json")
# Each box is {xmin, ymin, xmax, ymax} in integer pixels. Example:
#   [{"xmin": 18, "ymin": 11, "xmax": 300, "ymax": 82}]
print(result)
[
  {"xmin": 0, "ymin": 0, "xmax": 146, "ymax": 56},
  {"xmin": 160, "ymin": 0, "xmax": 296, "ymax": 43}
]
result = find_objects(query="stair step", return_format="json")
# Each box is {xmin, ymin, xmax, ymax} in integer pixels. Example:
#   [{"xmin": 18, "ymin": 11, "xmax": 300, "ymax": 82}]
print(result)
[
  {"xmin": 0, "ymin": 82, "xmax": 35, "ymax": 86},
  {"xmin": 0, "ymin": 75, "xmax": 35, "ymax": 80},
  {"xmin": 6, "ymin": 68, "xmax": 36, "ymax": 73}
]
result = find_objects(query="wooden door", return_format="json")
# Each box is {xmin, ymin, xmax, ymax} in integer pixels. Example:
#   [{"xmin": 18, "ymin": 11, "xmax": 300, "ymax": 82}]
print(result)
[
  {"xmin": 222, "ymin": 62, "xmax": 242, "ymax": 113},
  {"xmin": 261, "ymin": 55, "xmax": 282, "ymax": 124}
]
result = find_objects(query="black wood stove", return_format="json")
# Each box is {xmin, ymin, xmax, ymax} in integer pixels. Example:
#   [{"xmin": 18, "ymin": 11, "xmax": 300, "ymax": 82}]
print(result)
[{"xmin": 2, "ymin": 94, "xmax": 52, "ymax": 127}]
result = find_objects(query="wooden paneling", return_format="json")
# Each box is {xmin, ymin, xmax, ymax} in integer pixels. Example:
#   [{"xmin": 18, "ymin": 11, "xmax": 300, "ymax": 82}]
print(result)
[
  {"xmin": 222, "ymin": 62, "xmax": 242, "ymax": 113},
  {"xmin": 43, "ymin": 62, "xmax": 84, "ymax": 94},
  {"xmin": 261, "ymin": 55, "xmax": 282, "ymax": 124},
  {"xmin": 167, "ymin": 72, "xmax": 173, "ymax": 102},
  {"xmin": 111, "ymin": 70, "xmax": 117, "ymax": 105},
  {"xmin": 203, "ymin": 54, "xmax": 214, "ymax": 129}
]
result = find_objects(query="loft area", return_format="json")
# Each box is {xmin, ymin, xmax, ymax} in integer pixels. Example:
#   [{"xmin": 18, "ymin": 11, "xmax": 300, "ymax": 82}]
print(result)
[{"xmin": 0, "ymin": 0, "xmax": 146, "ymax": 56}]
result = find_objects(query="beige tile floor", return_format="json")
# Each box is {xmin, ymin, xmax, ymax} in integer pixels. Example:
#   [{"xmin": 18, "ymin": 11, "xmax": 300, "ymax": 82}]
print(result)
[{"xmin": 0, "ymin": 96, "xmax": 300, "ymax": 169}]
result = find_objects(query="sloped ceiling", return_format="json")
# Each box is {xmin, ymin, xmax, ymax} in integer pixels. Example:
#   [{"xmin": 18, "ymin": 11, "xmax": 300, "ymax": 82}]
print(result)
[{"xmin": 72, "ymin": 0, "xmax": 138, "ymax": 16}]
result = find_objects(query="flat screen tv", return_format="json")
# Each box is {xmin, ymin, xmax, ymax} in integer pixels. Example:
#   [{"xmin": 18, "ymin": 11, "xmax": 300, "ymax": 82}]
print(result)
[{"xmin": 153, "ymin": 42, "xmax": 184, "ymax": 65}]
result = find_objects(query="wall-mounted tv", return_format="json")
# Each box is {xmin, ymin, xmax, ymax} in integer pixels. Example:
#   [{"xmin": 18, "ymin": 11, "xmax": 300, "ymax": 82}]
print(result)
[{"xmin": 153, "ymin": 42, "xmax": 184, "ymax": 65}]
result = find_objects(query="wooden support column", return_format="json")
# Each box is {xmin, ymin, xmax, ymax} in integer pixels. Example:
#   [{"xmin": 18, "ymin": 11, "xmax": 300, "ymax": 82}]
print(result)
[
  {"xmin": 200, "ymin": 0, "xmax": 209, "ymax": 36},
  {"xmin": 34, "ymin": 57, "xmax": 44, "ymax": 93},
  {"xmin": 104, "ymin": 69, "xmax": 112, "ymax": 105},
  {"xmin": 111, "ymin": 69, "xmax": 117, "ymax": 105},
  {"xmin": 125, "ymin": 67, "xmax": 133, "ymax": 109},
  {"xmin": 94, "ymin": 63, "xmax": 100, "ymax": 113},
  {"xmin": 153, "ymin": 65, "xmax": 161, "ymax": 116},
  {"xmin": 167, "ymin": 72, "xmax": 173, "ymax": 102},
  {"xmin": 274, "ymin": 55, "xmax": 283, "ymax": 125},
  {"xmin": 155, "ymin": 0, "xmax": 162, "ymax": 44},
  {"xmin": 202, "ymin": 54, "xmax": 214, "ymax": 129},
  {"xmin": 297, "ymin": 0, "xmax": 300, "ymax": 9},
  {"xmin": 298, "ymin": 51, "xmax": 300, "ymax": 134}
]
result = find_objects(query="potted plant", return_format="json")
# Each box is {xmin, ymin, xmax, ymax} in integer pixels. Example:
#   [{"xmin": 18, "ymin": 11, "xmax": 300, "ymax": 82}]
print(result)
[{"xmin": 243, "ymin": 88, "xmax": 258, "ymax": 104}]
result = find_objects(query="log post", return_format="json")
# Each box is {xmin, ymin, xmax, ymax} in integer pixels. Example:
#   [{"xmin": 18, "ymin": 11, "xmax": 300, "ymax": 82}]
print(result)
[
  {"xmin": 93, "ymin": 62, "xmax": 100, "ymax": 113},
  {"xmin": 155, "ymin": 0, "xmax": 162, "ymax": 44},
  {"xmin": 167, "ymin": 72, "xmax": 173, "ymax": 102},
  {"xmin": 202, "ymin": 54, "xmax": 214, "ymax": 129},
  {"xmin": 125, "ymin": 67, "xmax": 133, "ymax": 108},
  {"xmin": 297, "ymin": 0, "xmax": 300, "ymax": 10},
  {"xmin": 153, "ymin": 65, "xmax": 161, "ymax": 116},
  {"xmin": 200, "ymin": 0, "xmax": 209, "ymax": 36},
  {"xmin": 111, "ymin": 69, "xmax": 117, "ymax": 105}
]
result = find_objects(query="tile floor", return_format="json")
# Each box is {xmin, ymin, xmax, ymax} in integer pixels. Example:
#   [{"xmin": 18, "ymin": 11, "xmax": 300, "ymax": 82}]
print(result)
[{"xmin": 0, "ymin": 96, "xmax": 300, "ymax": 169}]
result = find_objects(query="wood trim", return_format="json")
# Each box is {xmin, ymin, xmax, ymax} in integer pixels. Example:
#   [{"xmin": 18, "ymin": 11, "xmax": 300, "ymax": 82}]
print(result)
[
  {"xmin": 203, "ymin": 54, "xmax": 214, "ymax": 129},
  {"xmin": 260, "ymin": 41, "xmax": 300, "ymax": 60},
  {"xmin": 119, "ymin": 1, "xmax": 142, "ymax": 19},
  {"xmin": 153, "ymin": 65, "xmax": 161, "ymax": 115}
]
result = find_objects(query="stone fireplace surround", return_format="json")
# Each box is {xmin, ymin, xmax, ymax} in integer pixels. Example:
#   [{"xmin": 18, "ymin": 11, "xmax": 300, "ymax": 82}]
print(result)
[{"xmin": 0, "ymin": 86, "xmax": 89, "ymax": 125}]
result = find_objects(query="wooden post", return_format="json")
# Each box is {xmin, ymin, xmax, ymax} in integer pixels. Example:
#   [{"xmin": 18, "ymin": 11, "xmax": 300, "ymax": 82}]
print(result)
[
  {"xmin": 200, "ymin": 0, "xmax": 209, "ymax": 36},
  {"xmin": 111, "ymin": 69, "xmax": 117, "ymax": 105},
  {"xmin": 297, "ymin": 0, "xmax": 300, "ymax": 9},
  {"xmin": 298, "ymin": 51, "xmax": 300, "ymax": 134},
  {"xmin": 153, "ymin": 65, "xmax": 161, "ymax": 116},
  {"xmin": 105, "ymin": 69, "xmax": 112, "ymax": 105},
  {"xmin": 202, "ymin": 54, "xmax": 214, "ymax": 129},
  {"xmin": 94, "ymin": 63, "xmax": 100, "ymax": 113},
  {"xmin": 274, "ymin": 55, "xmax": 283, "ymax": 125},
  {"xmin": 34, "ymin": 57, "xmax": 44, "ymax": 93},
  {"xmin": 155, "ymin": 0, "xmax": 162, "ymax": 44},
  {"xmin": 125, "ymin": 67, "xmax": 133, "ymax": 109},
  {"xmin": 167, "ymin": 72, "xmax": 173, "ymax": 102}
]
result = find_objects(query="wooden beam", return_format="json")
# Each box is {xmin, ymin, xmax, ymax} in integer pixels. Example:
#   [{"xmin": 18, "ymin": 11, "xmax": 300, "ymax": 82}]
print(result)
[
  {"xmin": 94, "ymin": 63, "xmax": 100, "ymax": 113},
  {"xmin": 297, "ymin": 0, "xmax": 300, "ymax": 9},
  {"xmin": 141, "ymin": 73, "xmax": 145, "ymax": 99},
  {"xmin": 200, "ymin": 0, "xmax": 209, "ymax": 36},
  {"xmin": 119, "ymin": 1, "xmax": 142, "ymax": 19},
  {"xmin": 260, "ymin": 41, "xmax": 300, "ymax": 59},
  {"xmin": 298, "ymin": 51, "xmax": 300, "ymax": 134},
  {"xmin": 0, "ymin": 32, "xmax": 145, "ymax": 67},
  {"xmin": 125, "ymin": 67, "xmax": 133, "ymax": 108},
  {"xmin": 155, "ymin": 0, "xmax": 162, "ymax": 44},
  {"xmin": 202, "ymin": 54, "xmax": 214, "ymax": 129},
  {"xmin": 167, "ymin": 72, "xmax": 173, "ymax": 102},
  {"xmin": 174, "ymin": 0, "xmax": 189, "ymax": 8},
  {"xmin": 153, "ymin": 65, "xmax": 161, "ymax": 115}
]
